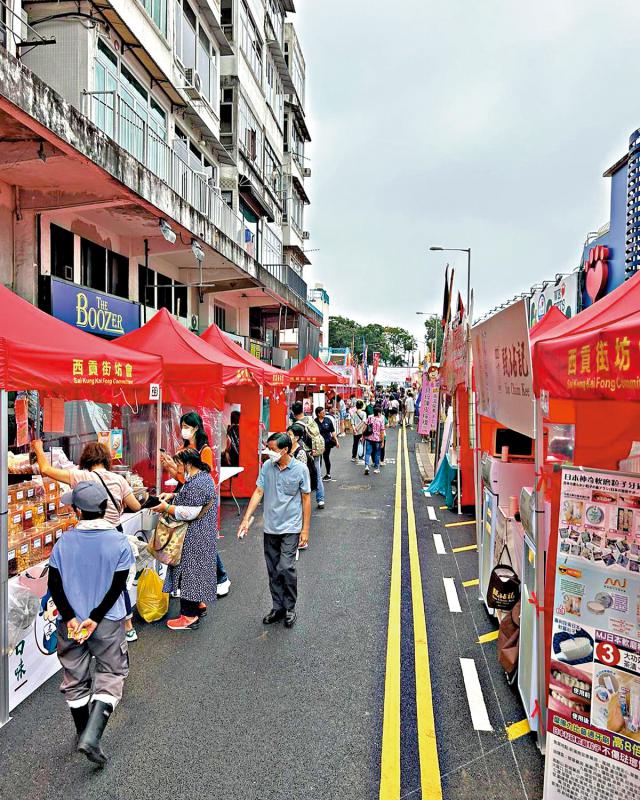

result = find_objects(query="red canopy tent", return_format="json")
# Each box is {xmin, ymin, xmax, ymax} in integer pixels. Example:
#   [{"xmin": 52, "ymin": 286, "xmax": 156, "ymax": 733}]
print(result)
[
  {"xmin": 115, "ymin": 309, "xmax": 260, "ymax": 406},
  {"xmin": 116, "ymin": 309, "xmax": 263, "ymax": 497},
  {"xmin": 533, "ymin": 271, "xmax": 640, "ymax": 400},
  {"xmin": 0, "ymin": 284, "xmax": 163, "ymax": 401},
  {"xmin": 288, "ymin": 354, "xmax": 349, "ymax": 386},
  {"xmin": 200, "ymin": 323, "xmax": 290, "ymax": 433}
]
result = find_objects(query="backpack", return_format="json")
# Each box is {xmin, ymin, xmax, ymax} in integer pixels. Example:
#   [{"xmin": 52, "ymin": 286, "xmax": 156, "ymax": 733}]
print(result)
[
  {"xmin": 300, "ymin": 415, "xmax": 325, "ymax": 456},
  {"xmin": 352, "ymin": 410, "xmax": 368, "ymax": 436}
]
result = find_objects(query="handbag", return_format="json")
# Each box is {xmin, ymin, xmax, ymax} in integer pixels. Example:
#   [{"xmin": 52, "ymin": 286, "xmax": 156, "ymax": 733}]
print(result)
[
  {"xmin": 357, "ymin": 438, "xmax": 365, "ymax": 460},
  {"xmin": 486, "ymin": 545, "xmax": 521, "ymax": 610},
  {"xmin": 497, "ymin": 600, "xmax": 521, "ymax": 681},
  {"xmin": 364, "ymin": 416, "xmax": 374, "ymax": 438},
  {"xmin": 94, "ymin": 471, "xmax": 124, "ymax": 532},
  {"xmin": 148, "ymin": 500, "xmax": 214, "ymax": 566}
]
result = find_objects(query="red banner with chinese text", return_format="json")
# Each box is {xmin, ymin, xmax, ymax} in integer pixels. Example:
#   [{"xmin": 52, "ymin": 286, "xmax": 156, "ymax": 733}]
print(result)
[{"xmin": 534, "ymin": 327, "xmax": 640, "ymax": 401}]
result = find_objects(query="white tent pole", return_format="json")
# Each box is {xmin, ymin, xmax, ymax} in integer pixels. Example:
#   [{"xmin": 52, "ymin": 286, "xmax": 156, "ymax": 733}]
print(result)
[
  {"xmin": 155, "ymin": 388, "xmax": 162, "ymax": 494},
  {"xmin": 533, "ymin": 395, "xmax": 547, "ymax": 753},
  {"xmin": 0, "ymin": 389, "xmax": 10, "ymax": 727}
]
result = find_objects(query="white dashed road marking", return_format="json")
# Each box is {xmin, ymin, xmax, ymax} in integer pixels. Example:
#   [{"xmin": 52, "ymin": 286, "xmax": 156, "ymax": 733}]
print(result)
[
  {"xmin": 460, "ymin": 658, "xmax": 493, "ymax": 731},
  {"xmin": 433, "ymin": 534, "xmax": 446, "ymax": 554},
  {"xmin": 443, "ymin": 578, "xmax": 462, "ymax": 613},
  {"xmin": 427, "ymin": 506, "xmax": 437, "ymax": 521}
]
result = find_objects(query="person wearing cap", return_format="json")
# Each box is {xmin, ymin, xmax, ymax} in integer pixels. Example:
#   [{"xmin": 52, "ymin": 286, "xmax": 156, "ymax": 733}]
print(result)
[{"xmin": 47, "ymin": 481, "xmax": 134, "ymax": 766}]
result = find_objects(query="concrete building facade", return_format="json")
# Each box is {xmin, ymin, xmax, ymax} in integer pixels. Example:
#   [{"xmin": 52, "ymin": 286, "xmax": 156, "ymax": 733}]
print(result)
[{"xmin": 0, "ymin": 0, "xmax": 318, "ymax": 365}]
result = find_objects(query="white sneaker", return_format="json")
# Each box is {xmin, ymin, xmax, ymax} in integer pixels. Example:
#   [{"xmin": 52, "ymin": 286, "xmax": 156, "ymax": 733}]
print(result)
[
  {"xmin": 126, "ymin": 629, "xmax": 138, "ymax": 642},
  {"xmin": 351, "ymin": 457, "xmax": 357, "ymax": 462},
  {"xmin": 317, "ymin": 500, "xmax": 325, "ymax": 509},
  {"xmin": 217, "ymin": 578, "xmax": 231, "ymax": 597},
  {"xmin": 374, "ymin": 468, "xmax": 380, "ymax": 474}
]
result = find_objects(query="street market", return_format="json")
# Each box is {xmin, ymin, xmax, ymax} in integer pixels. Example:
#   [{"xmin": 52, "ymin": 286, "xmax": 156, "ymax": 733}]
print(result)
[{"xmin": 1, "ymin": 3, "xmax": 640, "ymax": 799}]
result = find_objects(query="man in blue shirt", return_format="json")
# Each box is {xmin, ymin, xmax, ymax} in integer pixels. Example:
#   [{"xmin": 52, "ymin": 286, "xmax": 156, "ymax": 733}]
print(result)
[
  {"xmin": 47, "ymin": 481, "xmax": 134, "ymax": 766},
  {"xmin": 238, "ymin": 432, "xmax": 311, "ymax": 628}
]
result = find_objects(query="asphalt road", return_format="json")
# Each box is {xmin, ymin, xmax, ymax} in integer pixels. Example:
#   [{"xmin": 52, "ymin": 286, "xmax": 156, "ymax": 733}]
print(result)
[{"xmin": 0, "ymin": 427, "xmax": 544, "ymax": 799}]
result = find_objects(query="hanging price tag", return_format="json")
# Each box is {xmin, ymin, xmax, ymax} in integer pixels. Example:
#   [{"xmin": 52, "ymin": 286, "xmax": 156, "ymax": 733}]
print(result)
[{"xmin": 149, "ymin": 383, "xmax": 160, "ymax": 401}]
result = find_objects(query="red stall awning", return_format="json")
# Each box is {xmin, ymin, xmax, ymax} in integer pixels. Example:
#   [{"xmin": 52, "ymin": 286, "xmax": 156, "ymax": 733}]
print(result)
[
  {"xmin": 116, "ymin": 309, "xmax": 256, "ymax": 406},
  {"xmin": 0, "ymin": 285, "xmax": 163, "ymax": 402},
  {"xmin": 288, "ymin": 354, "xmax": 349, "ymax": 385},
  {"xmin": 532, "ymin": 273, "xmax": 640, "ymax": 400},
  {"xmin": 200, "ymin": 324, "xmax": 290, "ymax": 388}
]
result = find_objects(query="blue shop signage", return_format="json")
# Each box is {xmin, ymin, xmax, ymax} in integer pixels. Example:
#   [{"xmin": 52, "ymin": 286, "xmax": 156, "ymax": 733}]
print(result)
[{"xmin": 50, "ymin": 278, "xmax": 140, "ymax": 337}]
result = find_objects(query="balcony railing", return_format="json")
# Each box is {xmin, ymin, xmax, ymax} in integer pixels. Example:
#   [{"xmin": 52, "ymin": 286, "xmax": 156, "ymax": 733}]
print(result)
[
  {"xmin": 263, "ymin": 262, "xmax": 307, "ymax": 300},
  {"xmin": 84, "ymin": 90, "xmax": 246, "ymax": 252}
]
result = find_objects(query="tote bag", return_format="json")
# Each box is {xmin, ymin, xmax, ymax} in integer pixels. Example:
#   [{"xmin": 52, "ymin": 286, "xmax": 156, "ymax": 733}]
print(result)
[{"xmin": 486, "ymin": 545, "xmax": 521, "ymax": 611}]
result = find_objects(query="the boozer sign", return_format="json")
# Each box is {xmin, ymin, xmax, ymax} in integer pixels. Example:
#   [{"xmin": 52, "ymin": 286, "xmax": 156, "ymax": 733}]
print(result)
[{"xmin": 50, "ymin": 278, "xmax": 140, "ymax": 338}]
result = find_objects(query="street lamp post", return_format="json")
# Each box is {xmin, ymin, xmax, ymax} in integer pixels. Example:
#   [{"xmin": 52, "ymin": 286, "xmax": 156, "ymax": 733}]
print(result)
[{"xmin": 429, "ymin": 246, "xmax": 471, "ymax": 311}]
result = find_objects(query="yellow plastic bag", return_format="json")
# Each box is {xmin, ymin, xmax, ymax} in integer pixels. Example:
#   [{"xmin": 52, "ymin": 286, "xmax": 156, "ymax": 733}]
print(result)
[{"xmin": 136, "ymin": 568, "xmax": 169, "ymax": 623}]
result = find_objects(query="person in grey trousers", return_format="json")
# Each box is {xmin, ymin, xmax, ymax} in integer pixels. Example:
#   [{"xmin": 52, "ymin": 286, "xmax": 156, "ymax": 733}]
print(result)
[
  {"xmin": 47, "ymin": 481, "xmax": 134, "ymax": 766},
  {"xmin": 238, "ymin": 432, "xmax": 311, "ymax": 628}
]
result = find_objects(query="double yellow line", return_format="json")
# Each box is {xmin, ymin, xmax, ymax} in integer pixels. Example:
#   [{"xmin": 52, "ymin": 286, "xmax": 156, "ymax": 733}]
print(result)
[{"xmin": 379, "ymin": 429, "xmax": 442, "ymax": 799}]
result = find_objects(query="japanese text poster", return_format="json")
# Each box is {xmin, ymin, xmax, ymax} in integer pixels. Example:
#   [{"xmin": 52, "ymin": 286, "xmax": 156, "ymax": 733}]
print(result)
[{"xmin": 544, "ymin": 467, "xmax": 640, "ymax": 798}]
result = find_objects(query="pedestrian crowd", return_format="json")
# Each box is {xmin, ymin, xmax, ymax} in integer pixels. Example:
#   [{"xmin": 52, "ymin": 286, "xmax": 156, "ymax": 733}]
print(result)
[{"xmin": 40, "ymin": 387, "xmax": 417, "ymax": 766}]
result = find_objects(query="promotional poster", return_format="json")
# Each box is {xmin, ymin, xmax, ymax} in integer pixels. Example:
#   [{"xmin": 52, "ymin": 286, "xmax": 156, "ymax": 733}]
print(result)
[{"xmin": 544, "ymin": 467, "xmax": 640, "ymax": 798}]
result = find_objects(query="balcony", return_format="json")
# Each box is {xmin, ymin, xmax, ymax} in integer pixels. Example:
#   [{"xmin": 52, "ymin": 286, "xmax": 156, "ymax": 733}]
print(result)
[
  {"xmin": 263, "ymin": 262, "xmax": 307, "ymax": 299},
  {"xmin": 84, "ymin": 90, "xmax": 252, "ymax": 252}
]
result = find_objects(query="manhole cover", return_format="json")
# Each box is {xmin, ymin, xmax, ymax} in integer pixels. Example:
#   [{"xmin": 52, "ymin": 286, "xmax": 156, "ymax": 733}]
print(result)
[{"xmin": 339, "ymin": 484, "xmax": 371, "ymax": 491}]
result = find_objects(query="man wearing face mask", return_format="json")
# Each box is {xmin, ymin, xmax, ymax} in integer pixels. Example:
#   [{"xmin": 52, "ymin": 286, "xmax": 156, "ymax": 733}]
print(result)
[{"xmin": 238, "ymin": 432, "xmax": 311, "ymax": 628}]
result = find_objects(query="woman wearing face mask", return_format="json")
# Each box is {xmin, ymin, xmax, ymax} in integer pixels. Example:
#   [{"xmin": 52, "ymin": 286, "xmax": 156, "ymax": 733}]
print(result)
[
  {"xmin": 160, "ymin": 412, "xmax": 230, "ymax": 597},
  {"xmin": 154, "ymin": 448, "xmax": 217, "ymax": 630}
]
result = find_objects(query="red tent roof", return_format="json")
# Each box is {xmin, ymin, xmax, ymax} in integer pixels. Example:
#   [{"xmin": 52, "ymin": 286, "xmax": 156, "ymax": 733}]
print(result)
[
  {"xmin": 115, "ymin": 309, "xmax": 256, "ymax": 406},
  {"xmin": 529, "ymin": 305, "xmax": 567, "ymax": 344},
  {"xmin": 200, "ymin": 324, "xmax": 289, "ymax": 388},
  {"xmin": 0, "ymin": 285, "xmax": 163, "ymax": 402},
  {"xmin": 288, "ymin": 354, "xmax": 349, "ymax": 385},
  {"xmin": 532, "ymin": 272, "xmax": 640, "ymax": 399}
]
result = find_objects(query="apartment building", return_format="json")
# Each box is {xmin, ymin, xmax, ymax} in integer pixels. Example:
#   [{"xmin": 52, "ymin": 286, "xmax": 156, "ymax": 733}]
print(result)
[{"xmin": 0, "ymin": 0, "xmax": 317, "ymax": 364}]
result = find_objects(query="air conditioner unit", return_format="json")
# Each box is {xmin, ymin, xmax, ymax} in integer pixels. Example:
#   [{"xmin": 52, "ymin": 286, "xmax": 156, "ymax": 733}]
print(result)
[
  {"xmin": 302, "ymin": 231, "xmax": 310, "ymax": 240},
  {"xmin": 183, "ymin": 68, "xmax": 203, "ymax": 101},
  {"xmin": 303, "ymin": 167, "xmax": 311, "ymax": 178}
]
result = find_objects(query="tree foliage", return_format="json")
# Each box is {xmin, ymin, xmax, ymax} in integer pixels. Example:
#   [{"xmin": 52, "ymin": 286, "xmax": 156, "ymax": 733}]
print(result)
[
  {"xmin": 423, "ymin": 317, "xmax": 444, "ymax": 361},
  {"xmin": 328, "ymin": 315, "xmax": 417, "ymax": 366}
]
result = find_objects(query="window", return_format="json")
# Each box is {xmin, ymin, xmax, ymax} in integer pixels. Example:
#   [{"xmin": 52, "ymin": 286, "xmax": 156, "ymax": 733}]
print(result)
[
  {"xmin": 265, "ymin": 54, "xmax": 284, "ymax": 127},
  {"xmin": 157, "ymin": 272, "xmax": 172, "ymax": 311},
  {"xmin": 174, "ymin": 283, "xmax": 188, "ymax": 317},
  {"xmin": 94, "ymin": 38, "xmax": 168, "ymax": 173},
  {"xmin": 285, "ymin": 42, "xmax": 305, "ymax": 103},
  {"xmin": 137, "ymin": 0, "xmax": 167, "ymax": 35},
  {"xmin": 50, "ymin": 224, "xmax": 74, "ymax": 281},
  {"xmin": 214, "ymin": 304, "xmax": 226, "ymax": 331},
  {"xmin": 81, "ymin": 239, "xmax": 106, "ymax": 292},
  {"xmin": 138, "ymin": 265, "xmax": 188, "ymax": 315},
  {"xmin": 138, "ymin": 265, "xmax": 155, "ymax": 309},
  {"xmin": 81, "ymin": 237, "xmax": 131, "ymax": 296},
  {"xmin": 262, "ymin": 225, "xmax": 282, "ymax": 267},
  {"xmin": 175, "ymin": 0, "xmax": 218, "ymax": 108},
  {"xmin": 222, "ymin": 190, "xmax": 233, "ymax": 208},
  {"xmin": 291, "ymin": 119, "xmax": 304, "ymax": 165},
  {"xmin": 264, "ymin": 140, "xmax": 281, "ymax": 196},
  {"xmin": 238, "ymin": 94, "xmax": 263, "ymax": 172},
  {"xmin": 107, "ymin": 251, "xmax": 129, "ymax": 298},
  {"xmin": 239, "ymin": 1, "xmax": 262, "ymax": 83}
]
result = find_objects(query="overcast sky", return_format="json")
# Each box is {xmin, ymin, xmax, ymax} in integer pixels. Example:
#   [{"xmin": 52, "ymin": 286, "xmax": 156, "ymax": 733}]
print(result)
[{"xmin": 295, "ymin": 1, "xmax": 640, "ymax": 345}]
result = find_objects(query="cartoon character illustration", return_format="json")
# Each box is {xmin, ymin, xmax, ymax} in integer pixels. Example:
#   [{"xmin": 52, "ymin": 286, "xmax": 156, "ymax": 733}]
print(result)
[{"xmin": 36, "ymin": 590, "xmax": 58, "ymax": 655}]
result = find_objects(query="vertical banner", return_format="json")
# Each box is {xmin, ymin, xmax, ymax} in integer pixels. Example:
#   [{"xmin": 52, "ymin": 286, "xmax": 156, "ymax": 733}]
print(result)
[
  {"xmin": 543, "ymin": 467, "xmax": 640, "ymax": 799},
  {"xmin": 471, "ymin": 300, "xmax": 534, "ymax": 438},
  {"xmin": 418, "ymin": 373, "xmax": 440, "ymax": 435},
  {"xmin": 372, "ymin": 351, "xmax": 380, "ymax": 379}
]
